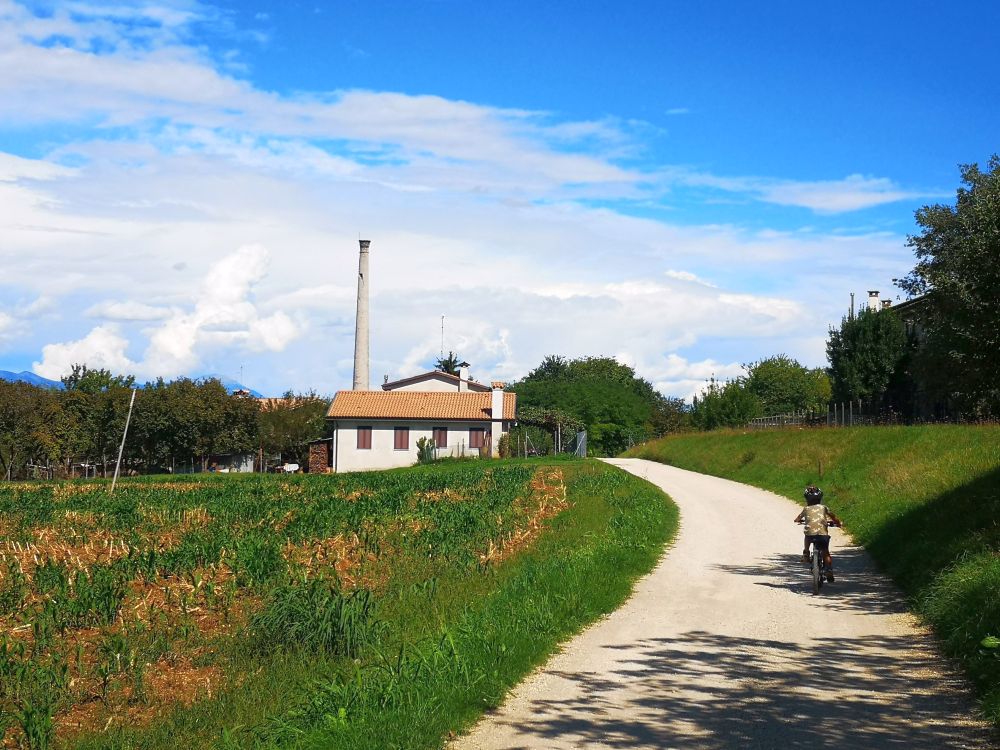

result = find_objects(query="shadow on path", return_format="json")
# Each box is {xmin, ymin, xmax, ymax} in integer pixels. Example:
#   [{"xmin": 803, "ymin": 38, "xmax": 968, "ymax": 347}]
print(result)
[
  {"xmin": 714, "ymin": 547, "xmax": 912, "ymax": 616},
  {"xmin": 492, "ymin": 630, "xmax": 996, "ymax": 749}
]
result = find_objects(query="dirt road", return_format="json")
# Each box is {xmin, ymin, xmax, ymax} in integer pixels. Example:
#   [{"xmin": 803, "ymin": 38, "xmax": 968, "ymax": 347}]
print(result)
[{"xmin": 454, "ymin": 459, "xmax": 994, "ymax": 749}]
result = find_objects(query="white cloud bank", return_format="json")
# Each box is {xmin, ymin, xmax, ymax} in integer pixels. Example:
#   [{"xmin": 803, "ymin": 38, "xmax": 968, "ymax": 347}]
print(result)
[
  {"xmin": 0, "ymin": 1, "xmax": 923, "ymax": 396},
  {"xmin": 34, "ymin": 245, "xmax": 301, "ymax": 380}
]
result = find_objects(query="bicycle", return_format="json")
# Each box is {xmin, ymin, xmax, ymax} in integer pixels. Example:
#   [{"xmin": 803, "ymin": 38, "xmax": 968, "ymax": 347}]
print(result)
[{"xmin": 798, "ymin": 521, "xmax": 841, "ymax": 594}]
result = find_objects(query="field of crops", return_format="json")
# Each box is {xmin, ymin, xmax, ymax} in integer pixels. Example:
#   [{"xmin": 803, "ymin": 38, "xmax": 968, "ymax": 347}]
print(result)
[{"xmin": 0, "ymin": 459, "xmax": 675, "ymax": 749}]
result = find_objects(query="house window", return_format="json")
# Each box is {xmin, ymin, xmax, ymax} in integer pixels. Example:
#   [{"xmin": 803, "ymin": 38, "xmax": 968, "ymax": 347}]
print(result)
[
  {"xmin": 432, "ymin": 427, "xmax": 448, "ymax": 448},
  {"xmin": 357, "ymin": 426, "xmax": 372, "ymax": 450},
  {"xmin": 394, "ymin": 427, "xmax": 409, "ymax": 450},
  {"xmin": 469, "ymin": 427, "xmax": 486, "ymax": 449}
]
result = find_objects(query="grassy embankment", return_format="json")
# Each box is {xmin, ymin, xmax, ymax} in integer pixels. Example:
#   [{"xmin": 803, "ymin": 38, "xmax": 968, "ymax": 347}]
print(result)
[
  {"xmin": 625, "ymin": 424, "xmax": 1000, "ymax": 722},
  {"xmin": 0, "ymin": 458, "xmax": 676, "ymax": 749}
]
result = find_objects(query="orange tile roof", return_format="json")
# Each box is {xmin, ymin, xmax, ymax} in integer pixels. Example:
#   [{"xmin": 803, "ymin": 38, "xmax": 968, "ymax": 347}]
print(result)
[{"xmin": 327, "ymin": 390, "xmax": 516, "ymax": 421}]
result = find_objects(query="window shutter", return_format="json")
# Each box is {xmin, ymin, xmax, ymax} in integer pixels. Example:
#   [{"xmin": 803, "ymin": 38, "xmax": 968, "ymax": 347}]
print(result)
[
  {"xmin": 357, "ymin": 427, "xmax": 372, "ymax": 450},
  {"xmin": 469, "ymin": 428, "xmax": 485, "ymax": 449},
  {"xmin": 394, "ymin": 427, "xmax": 409, "ymax": 450}
]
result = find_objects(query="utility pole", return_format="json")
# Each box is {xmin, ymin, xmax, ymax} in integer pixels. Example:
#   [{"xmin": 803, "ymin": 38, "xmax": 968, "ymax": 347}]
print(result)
[{"xmin": 110, "ymin": 388, "xmax": 137, "ymax": 495}]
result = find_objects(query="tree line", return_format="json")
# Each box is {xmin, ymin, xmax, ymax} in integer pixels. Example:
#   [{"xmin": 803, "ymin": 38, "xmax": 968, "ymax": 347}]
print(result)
[
  {"xmin": 509, "ymin": 355, "xmax": 688, "ymax": 455},
  {"xmin": 0, "ymin": 365, "xmax": 328, "ymax": 480},
  {"xmin": 693, "ymin": 155, "xmax": 1000, "ymax": 427},
  {"xmin": 827, "ymin": 155, "xmax": 999, "ymax": 420}
]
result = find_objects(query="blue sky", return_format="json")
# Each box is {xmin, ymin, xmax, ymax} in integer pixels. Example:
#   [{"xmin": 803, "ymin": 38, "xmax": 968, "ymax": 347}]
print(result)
[{"xmin": 1, "ymin": 0, "xmax": 997, "ymax": 397}]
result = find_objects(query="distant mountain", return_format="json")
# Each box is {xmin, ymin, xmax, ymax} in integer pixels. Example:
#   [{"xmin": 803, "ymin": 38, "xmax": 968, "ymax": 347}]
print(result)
[
  {"xmin": 0, "ymin": 370, "xmax": 263, "ymax": 397},
  {"xmin": 0, "ymin": 370, "xmax": 63, "ymax": 389}
]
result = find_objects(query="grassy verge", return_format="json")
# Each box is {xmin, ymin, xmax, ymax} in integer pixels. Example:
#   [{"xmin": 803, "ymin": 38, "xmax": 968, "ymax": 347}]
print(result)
[
  {"xmin": 1, "ymin": 459, "xmax": 675, "ymax": 749},
  {"xmin": 625, "ymin": 424, "xmax": 1000, "ymax": 723}
]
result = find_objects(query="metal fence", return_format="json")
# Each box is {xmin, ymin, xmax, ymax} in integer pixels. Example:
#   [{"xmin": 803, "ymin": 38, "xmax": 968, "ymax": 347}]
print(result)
[{"xmin": 747, "ymin": 399, "xmax": 968, "ymax": 430}]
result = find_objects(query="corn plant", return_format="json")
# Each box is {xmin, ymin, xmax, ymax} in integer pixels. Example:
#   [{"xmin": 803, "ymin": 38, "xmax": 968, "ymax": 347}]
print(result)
[
  {"xmin": 0, "ymin": 561, "xmax": 27, "ymax": 616},
  {"xmin": 250, "ymin": 577, "xmax": 380, "ymax": 657}
]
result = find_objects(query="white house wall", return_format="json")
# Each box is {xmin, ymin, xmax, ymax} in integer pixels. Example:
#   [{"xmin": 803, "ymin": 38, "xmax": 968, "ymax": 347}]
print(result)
[
  {"xmin": 333, "ymin": 420, "xmax": 494, "ymax": 472},
  {"xmin": 386, "ymin": 374, "xmax": 489, "ymax": 392}
]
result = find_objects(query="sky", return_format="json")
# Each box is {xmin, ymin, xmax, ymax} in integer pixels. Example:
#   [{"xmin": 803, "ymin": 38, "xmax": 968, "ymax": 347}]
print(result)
[{"xmin": 1, "ymin": 0, "xmax": 998, "ymax": 398}]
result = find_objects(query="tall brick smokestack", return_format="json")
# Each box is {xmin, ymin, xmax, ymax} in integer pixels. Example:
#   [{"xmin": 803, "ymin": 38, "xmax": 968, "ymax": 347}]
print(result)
[{"xmin": 352, "ymin": 240, "xmax": 371, "ymax": 390}]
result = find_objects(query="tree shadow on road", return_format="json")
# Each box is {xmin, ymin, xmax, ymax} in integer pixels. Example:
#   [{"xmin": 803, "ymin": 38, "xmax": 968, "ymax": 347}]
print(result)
[
  {"xmin": 712, "ymin": 547, "xmax": 912, "ymax": 616},
  {"xmin": 489, "ymin": 630, "xmax": 996, "ymax": 749}
]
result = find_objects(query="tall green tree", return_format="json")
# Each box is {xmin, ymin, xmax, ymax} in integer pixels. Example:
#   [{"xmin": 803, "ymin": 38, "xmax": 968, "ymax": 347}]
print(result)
[
  {"xmin": 896, "ymin": 155, "xmax": 1000, "ymax": 416},
  {"xmin": 61, "ymin": 364, "xmax": 136, "ymax": 476},
  {"xmin": 826, "ymin": 307, "xmax": 910, "ymax": 407},
  {"xmin": 744, "ymin": 355, "xmax": 831, "ymax": 414}
]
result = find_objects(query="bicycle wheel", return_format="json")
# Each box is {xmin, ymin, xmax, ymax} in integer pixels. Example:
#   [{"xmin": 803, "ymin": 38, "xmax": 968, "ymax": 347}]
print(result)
[{"xmin": 811, "ymin": 550, "xmax": 821, "ymax": 594}]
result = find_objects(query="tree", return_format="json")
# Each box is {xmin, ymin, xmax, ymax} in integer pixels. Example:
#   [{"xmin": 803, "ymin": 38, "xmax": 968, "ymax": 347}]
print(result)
[
  {"xmin": 650, "ymin": 397, "xmax": 691, "ymax": 435},
  {"xmin": 258, "ymin": 391, "xmax": 329, "ymax": 467},
  {"xmin": 0, "ymin": 381, "xmax": 61, "ymax": 479},
  {"xmin": 524, "ymin": 355, "xmax": 569, "ymax": 380},
  {"xmin": 512, "ymin": 355, "xmax": 679, "ymax": 455},
  {"xmin": 744, "ymin": 355, "xmax": 831, "ymax": 414},
  {"xmin": 434, "ymin": 351, "xmax": 462, "ymax": 375},
  {"xmin": 896, "ymin": 155, "xmax": 1000, "ymax": 416},
  {"xmin": 826, "ymin": 307, "xmax": 910, "ymax": 407},
  {"xmin": 690, "ymin": 377, "xmax": 762, "ymax": 430},
  {"xmin": 61, "ymin": 364, "xmax": 135, "ymax": 393}
]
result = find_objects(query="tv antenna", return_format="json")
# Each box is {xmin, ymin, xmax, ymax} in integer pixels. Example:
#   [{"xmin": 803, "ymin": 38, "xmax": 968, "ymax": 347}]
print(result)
[{"xmin": 440, "ymin": 315, "xmax": 445, "ymax": 358}]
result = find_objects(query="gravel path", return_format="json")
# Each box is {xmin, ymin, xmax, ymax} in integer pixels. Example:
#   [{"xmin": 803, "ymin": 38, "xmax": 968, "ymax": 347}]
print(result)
[{"xmin": 453, "ymin": 458, "xmax": 995, "ymax": 749}]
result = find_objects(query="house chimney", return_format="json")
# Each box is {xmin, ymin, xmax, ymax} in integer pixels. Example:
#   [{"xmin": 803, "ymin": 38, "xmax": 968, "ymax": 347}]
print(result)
[
  {"xmin": 882, "ymin": 299, "xmax": 893, "ymax": 310},
  {"xmin": 491, "ymin": 382, "xmax": 505, "ymax": 457},
  {"xmin": 352, "ymin": 240, "xmax": 371, "ymax": 390},
  {"xmin": 458, "ymin": 361, "xmax": 470, "ymax": 392},
  {"xmin": 868, "ymin": 290, "xmax": 880, "ymax": 311}
]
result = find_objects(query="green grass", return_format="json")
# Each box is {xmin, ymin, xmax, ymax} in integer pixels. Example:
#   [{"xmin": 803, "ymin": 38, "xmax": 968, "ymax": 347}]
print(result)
[
  {"xmin": 0, "ymin": 458, "xmax": 676, "ymax": 749},
  {"xmin": 625, "ymin": 424, "xmax": 1000, "ymax": 723}
]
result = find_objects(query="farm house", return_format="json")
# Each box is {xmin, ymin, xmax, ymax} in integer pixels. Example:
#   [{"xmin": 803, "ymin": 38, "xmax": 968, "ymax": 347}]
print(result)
[{"xmin": 312, "ymin": 378, "xmax": 516, "ymax": 473}]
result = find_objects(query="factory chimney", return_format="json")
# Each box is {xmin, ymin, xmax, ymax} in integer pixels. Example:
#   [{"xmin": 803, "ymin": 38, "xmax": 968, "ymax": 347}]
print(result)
[{"xmin": 353, "ymin": 240, "xmax": 371, "ymax": 390}]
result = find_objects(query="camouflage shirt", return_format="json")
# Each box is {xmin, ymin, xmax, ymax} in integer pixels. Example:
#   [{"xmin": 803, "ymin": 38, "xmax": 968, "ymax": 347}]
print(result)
[{"xmin": 803, "ymin": 504, "xmax": 830, "ymax": 536}]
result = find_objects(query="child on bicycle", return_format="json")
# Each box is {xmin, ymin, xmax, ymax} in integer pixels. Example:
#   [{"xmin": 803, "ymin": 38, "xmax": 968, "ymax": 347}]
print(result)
[{"xmin": 793, "ymin": 485, "xmax": 843, "ymax": 582}]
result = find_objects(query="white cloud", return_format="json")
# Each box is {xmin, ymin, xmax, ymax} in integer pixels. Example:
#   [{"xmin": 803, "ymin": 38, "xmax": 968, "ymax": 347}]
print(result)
[
  {"xmin": 0, "ymin": 312, "xmax": 17, "ymax": 344},
  {"xmin": 0, "ymin": 152, "xmax": 76, "ymax": 182},
  {"xmin": 32, "ymin": 244, "xmax": 302, "ymax": 380},
  {"xmin": 663, "ymin": 269, "xmax": 716, "ymax": 287},
  {"xmin": 0, "ymin": 3, "xmax": 640, "ymax": 199},
  {"xmin": 2, "ymin": 136, "xmax": 911, "ymax": 394},
  {"xmin": 137, "ymin": 244, "xmax": 302, "ymax": 375},
  {"xmin": 662, "ymin": 168, "xmax": 937, "ymax": 213},
  {"xmin": 33, "ymin": 324, "xmax": 135, "ymax": 379},
  {"xmin": 0, "ymin": 2, "xmax": 925, "ymax": 396},
  {"xmin": 756, "ymin": 174, "xmax": 926, "ymax": 213},
  {"xmin": 0, "ymin": 2, "xmax": 938, "ymax": 218},
  {"xmin": 86, "ymin": 300, "xmax": 173, "ymax": 321}
]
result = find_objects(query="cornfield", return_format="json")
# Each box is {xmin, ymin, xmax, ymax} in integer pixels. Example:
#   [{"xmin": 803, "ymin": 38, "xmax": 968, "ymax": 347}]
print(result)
[{"xmin": 0, "ymin": 462, "xmax": 558, "ymax": 748}]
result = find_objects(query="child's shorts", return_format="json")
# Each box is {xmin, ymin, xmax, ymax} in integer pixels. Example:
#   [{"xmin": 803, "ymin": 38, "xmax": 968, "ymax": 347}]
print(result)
[{"xmin": 805, "ymin": 534, "xmax": 831, "ymax": 552}]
